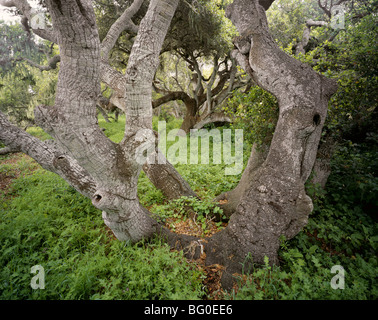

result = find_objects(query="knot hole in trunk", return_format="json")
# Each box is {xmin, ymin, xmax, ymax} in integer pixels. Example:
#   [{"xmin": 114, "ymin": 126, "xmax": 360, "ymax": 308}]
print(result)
[
  {"xmin": 94, "ymin": 194, "xmax": 102, "ymax": 202},
  {"xmin": 313, "ymin": 113, "xmax": 321, "ymax": 126}
]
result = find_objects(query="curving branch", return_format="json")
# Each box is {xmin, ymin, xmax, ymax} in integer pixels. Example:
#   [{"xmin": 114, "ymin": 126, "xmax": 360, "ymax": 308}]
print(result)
[
  {"xmin": 317, "ymin": 0, "xmax": 348, "ymax": 18},
  {"xmin": 152, "ymin": 90, "xmax": 191, "ymax": 109},
  {"xmin": 0, "ymin": 0, "xmax": 57, "ymax": 43},
  {"xmin": 0, "ymin": 0, "xmax": 14, "ymax": 7},
  {"xmin": 17, "ymin": 54, "xmax": 61, "ymax": 71},
  {"xmin": 100, "ymin": 0, "xmax": 144, "ymax": 59},
  {"xmin": 296, "ymin": 19, "xmax": 328, "ymax": 55},
  {"xmin": 0, "ymin": 110, "xmax": 97, "ymax": 197}
]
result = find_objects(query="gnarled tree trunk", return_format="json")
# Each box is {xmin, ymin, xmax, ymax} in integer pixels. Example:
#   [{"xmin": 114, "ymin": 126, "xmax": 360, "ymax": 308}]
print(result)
[
  {"xmin": 204, "ymin": 0, "xmax": 338, "ymax": 288},
  {"xmin": 214, "ymin": 142, "xmax": 269, "ymax": 218}
]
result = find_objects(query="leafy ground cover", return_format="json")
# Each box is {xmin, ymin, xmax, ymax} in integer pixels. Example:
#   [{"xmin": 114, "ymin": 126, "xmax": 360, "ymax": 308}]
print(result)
[{"xmin": 0, "ymin": 116, "xmax": 376, "ymax": 299}]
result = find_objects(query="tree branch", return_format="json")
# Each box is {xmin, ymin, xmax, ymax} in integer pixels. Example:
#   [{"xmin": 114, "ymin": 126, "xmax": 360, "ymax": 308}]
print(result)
[
  {"xmin": 100, "ymin": 0, "xmax": 144, "ymax": 59},
  {"xmin": 296, "ymin": 19, "xmax": 328, "ymax": 55},
  {"xmin": 17, "ymin": 54, "xmax": 61, "ymax": 71},
  {"xmin": 0, "ymin": 110, "xmax": 97, "ymax": 197},
  {"xmin": 152, "ymin": 91, "xmax": 192, "ymax": 109},
  {"xmin": 100, "ymin": 59, "xmax": 127, "ymax": 98},
  {"xmin": 0, "ymin": 0, "xmax": 15, "ymax": 7},
  {"xmin": 318, "ymin": 0, "xmax": 332, "ymax": 18},
  {"xmin": 0, "ymin": 145, "xmax": 19, "ymax": 155},
  {"xmin": 0, "ymin": 0, "xmax": 57, "ymax": 43}
]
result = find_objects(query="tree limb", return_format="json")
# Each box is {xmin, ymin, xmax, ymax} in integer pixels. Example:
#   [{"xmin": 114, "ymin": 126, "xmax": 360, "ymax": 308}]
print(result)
[
  {"xmin": 317, "ymin": 0, "xmax": 347, "ymax": 18},
  {"xmin": 0, "ymin": 0, "xmax": 57, "ymax": 43},
  {"xmin": 0, "ymin": 110, "xmax": 97, "ymax": 197},
  {"xmin": 296, "ymin": 19, "xmax": 328, "ymax": 55},
  {"xmin": 17, "ymin": 54, "xmax": 61, "ymax": 71},
  {"xmin": 152, "ymin": 91, "xmax": 192, "ymax": 109},
  {"xmin": 100, "ymin": 0, "xmax": 144, "ymax": 59},
  {"xmin": 0, "ymin": 145, "xmax": 19, "ymax": 155}
]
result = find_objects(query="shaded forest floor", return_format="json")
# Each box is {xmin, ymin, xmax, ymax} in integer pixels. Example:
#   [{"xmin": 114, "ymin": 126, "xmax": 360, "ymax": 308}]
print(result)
[{"xmin": 0, "ymin": 120, "xmax": 377, "ymax": 300}]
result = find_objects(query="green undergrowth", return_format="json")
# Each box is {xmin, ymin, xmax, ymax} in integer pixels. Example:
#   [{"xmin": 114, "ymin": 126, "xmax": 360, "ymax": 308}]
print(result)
[
  {"xmin": 0, "ymin": 165, "xmax": 205, "ymax": 300},
  {"xmin": 227, "ymin": 202, "xmax": 377, "ymax": 300},
  {"xmin": 1, "ymin": 116, "xmax": 376, "ymax": 300},
  {"xmin": 226, "ymin": 149, "xmax": 378, "ymax": 300}
]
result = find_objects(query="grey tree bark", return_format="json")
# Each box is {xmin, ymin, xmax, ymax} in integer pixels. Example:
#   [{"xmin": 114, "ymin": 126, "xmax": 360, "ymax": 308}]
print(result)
[
  {"xmin": 214, "ymin": 142, "xmax": 269, "ymax": 218},
  {"xmin": 204, "ymin": 0, "xmax": 338, "ymax": 288},
  {"xmin": 2, "ymin": 0, "xmax": 198, "ymax": 202},
  {"xmin": 0, "ymin": 0, "xmax": 187, "ymax": 244}
]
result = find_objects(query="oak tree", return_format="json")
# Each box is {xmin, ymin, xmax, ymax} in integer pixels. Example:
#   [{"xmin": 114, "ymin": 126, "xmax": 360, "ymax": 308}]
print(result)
[{"xmin": 0, "ymin": 0, "xmax": 337, "ymax": 288}]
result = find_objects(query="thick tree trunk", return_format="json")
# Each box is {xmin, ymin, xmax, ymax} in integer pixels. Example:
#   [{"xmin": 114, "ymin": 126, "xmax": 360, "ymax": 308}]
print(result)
[
  {"xmin": 204, "ymin": 0, "xmax": 338, "ymax": 289},
  {"xmin": 143, "ymin": 151, "xmax": 198, "ymax": 200},
  {"xmin": 214, "ymin": 142, "xmax": 269, "ymax": 218},
  {"xmin": 30, "ymin": 0, "xmax": 184, "ymax": 244},
  {"xmin": 180, "ymin": 99, "xmax": 199, "ymax": 134},
  {"xmin": 311, "ymin": 134, "xmax": 336, "ymax": 189},
  {"xmin": 99, "ymin": 0, "xmax": 183, "ymax": 241}
]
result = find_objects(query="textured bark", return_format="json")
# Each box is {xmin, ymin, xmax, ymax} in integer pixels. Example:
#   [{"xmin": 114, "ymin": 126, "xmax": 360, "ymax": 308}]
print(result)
[
  {"xmin": 97, "ymin": 2, "xmax": 198, "ymax": 201},
  {"xmin": 180, "ymin": 99, "xmax": 200, "ymax": 134},
  {"xmin": 204, "ymin": 0, "xmax": 338, "ymax": 289},
  {"xmin": 193, "ymin": 112, "xmax": 232, "ymax": 130},
  {"xmin": 1, "ymin": 0, "xmax": 198, "ymax": 202},
  {"xmin": 100, "ymin": 0, "xmax": 143, "ymax": 59},
  {"xmin": 0, "ymin": 0, "xmax": 199, "ymax": 253},
  {"xmin": 19, "ymin": 0, "xmax": 184, "ymax": 244},
  {"xmin": 0, "ymin": 111, "xmax": 97, "ymax": 198},
  {"xmin": 214, "ymin": 143, "xmax": 269, "ymax": 218},
  {"xmin": 311, "ymin": 135, "xmax": 336, "ymax": 189},
  {"xmin": 143, "ymin": 151, "xmax": 198, "ymax": 200},
  {"xmin": 0, "ymin": 146, "xmax": 19, "ymax": 155},
  {"xmin": 97, "ymin": 0, "xmax": 182, "ymax": 241},
  {"xmin": 34, "ymin": 1, "xmax": 117, "ymax": 187}
]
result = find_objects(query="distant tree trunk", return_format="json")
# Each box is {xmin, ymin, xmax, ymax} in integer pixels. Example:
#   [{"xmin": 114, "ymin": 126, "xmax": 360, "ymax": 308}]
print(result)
[
  {"xmin": 97, "ymin": 105, "xmax": 110, "ymax": 123},
  {"xmin": 153, "ymin": 55, "xmax": 247, "ymax": 134},
  {"xmin": 143, "ymin": 151, "xmax": 198, "ymax": 200},
  {"xmin": 296, "ymin": 19, "xmax": 327, "ymax": 56},
  {"xmin": 180, "ymin": 99, "xmax": 199, "ymax": 134}
]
